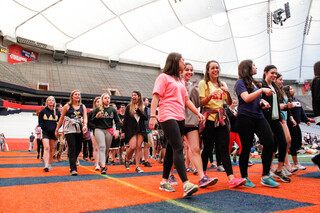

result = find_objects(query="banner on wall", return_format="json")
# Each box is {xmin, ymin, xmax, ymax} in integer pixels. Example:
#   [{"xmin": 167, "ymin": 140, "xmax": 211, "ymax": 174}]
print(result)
[{"xmin": 8, "ymin": 44, "xmax": 38, "ymax": 64}]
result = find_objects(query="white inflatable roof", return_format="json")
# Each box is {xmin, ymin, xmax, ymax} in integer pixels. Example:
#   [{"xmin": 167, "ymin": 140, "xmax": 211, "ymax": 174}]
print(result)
[{"xmin": 1, "ymin": 0, "xmax": 319, "ymax": 81}]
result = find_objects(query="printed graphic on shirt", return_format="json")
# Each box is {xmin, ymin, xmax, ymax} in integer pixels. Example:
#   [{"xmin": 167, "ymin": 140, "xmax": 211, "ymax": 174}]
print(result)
[
  {"xmin": 43, "ymin": 114, "xmax": 58, "ymax": 121},
  {"xmin": 102, "ymin": 111, "xmax": 114, "ymax": 119}
]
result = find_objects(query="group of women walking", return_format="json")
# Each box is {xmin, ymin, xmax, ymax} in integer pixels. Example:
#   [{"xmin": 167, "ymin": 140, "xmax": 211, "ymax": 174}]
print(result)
[{"xmin": 37, "ymin": 52, "xmax": 320, "ymax": 198}]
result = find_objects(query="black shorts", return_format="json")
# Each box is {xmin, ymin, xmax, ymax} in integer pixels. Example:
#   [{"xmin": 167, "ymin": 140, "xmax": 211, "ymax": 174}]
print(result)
[
  {"xmin": 184, "ymin": 126, "xmax": 199, "ymax": 135},
  {"xmin": 42, "ymin": 132, "xmax": 57, "ymax": 140},
  {"xmin": 110, "ymin": 137, "xmax": 120, "ymax": 149}
]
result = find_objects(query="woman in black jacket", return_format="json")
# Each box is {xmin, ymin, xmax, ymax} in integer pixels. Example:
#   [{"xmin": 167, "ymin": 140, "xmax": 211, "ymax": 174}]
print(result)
[
  {"xmin": 261, "ymin": 65, "xmax": 290, "ymax": 183},
  {"xmin": 123, "ymin": 91, "xmax": 148, "ymax": 173}
]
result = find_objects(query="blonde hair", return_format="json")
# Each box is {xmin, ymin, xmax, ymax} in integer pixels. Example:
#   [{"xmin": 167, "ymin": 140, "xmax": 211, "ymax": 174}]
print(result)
[
  {"xmin": 45, "ymin": 96, "xmax": 57, "ymax": 119},
  {"xmin": 129, "ymin": 91, "xmax": 143, "ymax": 116},
  {"xmin": 92, "ymin": 97, "xmax": 100, "ymax": 110},
  {"xmin": 67, "ymin": 90, "xmax": 81, "ymax": 106},
  {"xmin": 99, "ymin": 93, "xmax": 110, "ymax": 112}
]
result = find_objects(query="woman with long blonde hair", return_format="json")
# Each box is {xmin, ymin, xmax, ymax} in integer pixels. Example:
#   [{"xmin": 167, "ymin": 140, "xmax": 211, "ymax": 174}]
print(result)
[
  {"xmin": 39, "ymin": 96, "xmax": 60, "ymax": 172},
  {"xmin": 123, "ymin": 91, "xmax": 147, "ymax": 173},
  {"xmin": 55, "ymin": 90, "xmax": 87, "ymax": 176},
  {"xmin": 90, "ymin": 93, "xmax": 120, "ymax": 174}
]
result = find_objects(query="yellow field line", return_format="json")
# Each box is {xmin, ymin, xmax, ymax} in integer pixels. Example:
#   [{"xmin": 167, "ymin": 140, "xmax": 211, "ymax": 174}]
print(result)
[{"xmin": 80, "ymin": 164, "xmax": 210, "ymax": 213}]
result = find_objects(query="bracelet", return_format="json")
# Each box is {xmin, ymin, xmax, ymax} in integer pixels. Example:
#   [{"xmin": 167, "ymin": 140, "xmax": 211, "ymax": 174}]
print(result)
[{"xmin": 150, "ymin": 115, "xmax": 157, "ymax": 118}]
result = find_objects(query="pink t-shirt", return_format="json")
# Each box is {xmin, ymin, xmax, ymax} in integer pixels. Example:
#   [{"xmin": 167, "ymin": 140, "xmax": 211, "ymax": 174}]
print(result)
[{"xmin": 153, "ymin": 73, "xmax": 188, "ymax": 122}]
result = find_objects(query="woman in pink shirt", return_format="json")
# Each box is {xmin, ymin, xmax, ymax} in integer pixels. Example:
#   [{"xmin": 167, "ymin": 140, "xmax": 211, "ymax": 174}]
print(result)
[{"xmin": 149, "ymin": 52, "xmax": 204, "ymax": 198}]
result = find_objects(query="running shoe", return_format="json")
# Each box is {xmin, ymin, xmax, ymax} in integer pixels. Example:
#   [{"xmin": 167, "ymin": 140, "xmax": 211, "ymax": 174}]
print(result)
[
  {"xmin": 261, "ymin": 176, "xmax": 280, "ymax": 187},
  {"xmin": 76, "ymin": 159, "xmax": 80, "ymax": 166},
  {"xmin": 217, "ymin": 165, "xmax": 225, "ymax": 172},
  {"xmin": 244, "ymin": 178, "xmax": 256, "ymax": 188},
  {"xmin": 125, "ymin": 160, "xmax": 130, "ymax": 170},
  {"xmin": 193, "ymin": 169, "xmax": 198, "ymax": 175},
  {"xmin": 90, "ymin": 157, "xmax": 94, "ymax": 161},
  {"xmin": 111, "ymin": 161, "xmax": 115, "ymax": 166},
  {"xmin": 183, "ymin": 182, "xmax": 199, "ymax": 197},
  {"xmin": 293, "ymin": 163, "xmax": 306, "ymax": 170},
  {"xmin": 312, "ymin": 156, "xmax": 320, "ymax": 171},
  {"xmin": 101, "ymin": 167, "xmax": 107, "ymax": 174},
  {"xmin": 83, "ymin": 157, "xmax": 88, "ymax": 161},
  {"xmin": 48, "ymin": 164, "xmax": 53, "ymax": 171},
  {"xmin": 229, "ymin": 177, "xmax": 246, "ymax": 188},
  {"xmin": 70, "ymin": 170, "xmax": 78, "ymax": 176},
  {"xmin": 159, "ymin": 182, "xmax": 176, "ymax": 192},
  {"xmin": 286, "ymin": 166, "xmax": 298, "ymax": 173},
  {"xmin": 168, "ymin": 175, "xmax": 178, "ymax": 186},
  {"xmin": 199, "ymin": 176, "xmax": 218, "ymax": 188},
  {"xmin": 144, "ymin": 161, "xmax": 152, "ymax": 167},
  {"xmin": 135, "ymin": 166, "xmax": 144, "ymax": 173},
  {"xmin": 186, "ymin": 168, "xmax": 193, "ymax": 172},
  {"xmin": 95, "ymin": 165, "xmax": 100, "ymax": 171},
  {"xmin": 282, "ymin": 167, "xmax": 292, "ymax": 176},
  {"xmin": 274, "ymin": 170, "xmax": 291, "ymax": 183},
  {"xmin": 43, "ymin": 165, "xmax": 49, "ymax": 172},
  {"xmin": 210, "ymin": 163, "xmax": 218, "ymax": 169},
  {"xmin": 248, "ymin": 161, "xmax": 255, "ymax": 167}
]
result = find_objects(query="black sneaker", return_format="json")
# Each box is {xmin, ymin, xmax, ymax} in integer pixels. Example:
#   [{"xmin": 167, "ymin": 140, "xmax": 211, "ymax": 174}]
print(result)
[
  {"xmin": 274, "ymin": 170, "xmax": 291, "ymax": 183},
  {"xmin": 83, "ymin": 157, "xmax": 88, "ymax": 161},
  {"xmin": 111, "ymin": 161, "xmax": 115, "ymax": 166},
  {"xmin": 37, "ymin": 155, "xmax": 39, "ymax": 159},
  {"xmin": 101, "ymin": 167, "xmax": 107, "ymax": 174},
  {"xmin": 144, "ymin": 161, "xmax": 152, "ymax": 167},
  {"xmin": 90, "ymin": 157, "xmax": 94, "ymax": 161}
]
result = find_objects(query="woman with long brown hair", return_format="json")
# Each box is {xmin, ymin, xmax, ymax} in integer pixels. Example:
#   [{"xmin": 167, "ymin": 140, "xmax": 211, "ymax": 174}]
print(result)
[
  {"xmin": 123, "ymin": 91, "xmax": 147, "ymax": 173},
  {"xmin": 199, "ymin": 60, "xmax": 246, "ymax": 188},
  {"xmin": 235, "ymin": 60, "xmax": 280, "ymax": 187},
  {"xmin": 55, "ymin": 90, "xmax": 87, "ymax": 176},
  {"xmin": 149, "ymin": 52, "xmax": 204, "ymax": 197}
]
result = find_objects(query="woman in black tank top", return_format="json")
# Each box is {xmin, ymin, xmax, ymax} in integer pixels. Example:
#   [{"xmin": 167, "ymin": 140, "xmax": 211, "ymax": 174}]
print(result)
[{"xmin": 56, "ymin": 90, "xmax": 88, "ymax": 176}]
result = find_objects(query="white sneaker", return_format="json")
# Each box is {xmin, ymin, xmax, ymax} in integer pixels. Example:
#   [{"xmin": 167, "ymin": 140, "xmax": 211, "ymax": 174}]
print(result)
[
  {"xmin": 282, "ymin": 167, "xmax": 292, "ymax": 176},
  {"xmin": 95, "ymin": 165, "xmax": 100, "ymax": 171},
  {"xmin": 76, "ymin": 159, "xmax": 80, "ymax": 166},
  {"xmin": 294, "ymin": 163, "xmax": 306, "ymax": 170}
]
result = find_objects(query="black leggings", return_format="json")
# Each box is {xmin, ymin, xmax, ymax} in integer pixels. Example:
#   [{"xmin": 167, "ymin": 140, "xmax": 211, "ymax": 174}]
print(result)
[
  {"xmin": 36, "ymin": 139, "xmax": 43, "ymax": 157},
  {"xmin": 237, "ymin": 115, "xmax": 274, "ymax": 177},
  {"xmin": 160, "ymin": 119, "xmax": 188, "ymax": 182},
  {"xmin": 269, "ymin": 120, "xmax": 287, "ymax": 163},
  {"xmin": 201, "ymin": 120, "xmax": 233, "ymax": 176},
  {"xmin": 65, "ymin": 133, "xmax": 82, "ymax": 172},
  {"xmin": 288, "ymin": 124, "xmax": 302, "ymax": 156}
]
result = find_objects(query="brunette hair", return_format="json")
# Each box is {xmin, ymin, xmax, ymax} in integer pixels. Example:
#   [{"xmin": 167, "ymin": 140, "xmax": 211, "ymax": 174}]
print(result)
[
  {"xmin": 263, "ymin": 65, "xmax": 277, "ymax": 80},
  {"xmin": 162, "ymin": 52, "xmax": 182, "ymax": 80},
  {"xmin": 311, "ymin": 61, "xmax": 320, "ymax": 87},
  {"xmin": 276, "ymin": 73, "xmax": 285, "ymax": 103},
  {"xmin": 283, "ymin": 85, "xmax": 293, "ymax": 102},
  {"xmin": 238, "ymin": 60, "xmax": 259, "ymax": 93}
]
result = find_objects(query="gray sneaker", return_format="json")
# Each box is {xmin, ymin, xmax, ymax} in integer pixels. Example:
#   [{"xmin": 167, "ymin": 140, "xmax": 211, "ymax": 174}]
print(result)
[
  {"xmin": 183, "ymin": 182, "xmax": 199, "ymax": 197},
  {"xmin": 217, "ymin": 165, "xmax": 225, "ymax": 172},
  {"xmin": 159, "ymin": 182, "xmax": 176, "ymax": 192}
]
